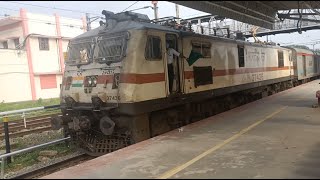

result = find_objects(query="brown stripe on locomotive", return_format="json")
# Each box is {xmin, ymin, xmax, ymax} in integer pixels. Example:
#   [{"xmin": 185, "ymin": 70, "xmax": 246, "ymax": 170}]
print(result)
[
  {"xmin": 95, "ymin": 73, "xmax": 166, "ymax": 84},
  {"xmin": 184, "ymin": 66, "xmax": 292, "ymax": 79}
]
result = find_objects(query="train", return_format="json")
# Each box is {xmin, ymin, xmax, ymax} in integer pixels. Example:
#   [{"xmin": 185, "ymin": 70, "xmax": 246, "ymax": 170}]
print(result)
[{"xmin": 50, "ymin": 10, "xmax": 320, "ymax": 156}]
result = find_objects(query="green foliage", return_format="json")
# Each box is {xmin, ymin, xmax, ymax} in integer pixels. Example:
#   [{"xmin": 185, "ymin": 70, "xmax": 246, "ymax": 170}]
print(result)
[
  {"xmin": 0, "ymin": 98, "xmax": 61, "ymax": 122},
  {"xmin": 287, "ymin": 45, "xmax": 310, "ymax": 50},
  {"xmin": 37, "ymin": 98, "xmax": 43, "ymax": 104},
  {"xmin": 0, "ymin": 98, "xmax": 60, "ymax": 112},
  {"xmin": 313, "ymin": 49, "xmax": 320, "ymax": 55},
  {"xmin": 4, "ymin": 143, "xmax": 76, "ymax": 172}
]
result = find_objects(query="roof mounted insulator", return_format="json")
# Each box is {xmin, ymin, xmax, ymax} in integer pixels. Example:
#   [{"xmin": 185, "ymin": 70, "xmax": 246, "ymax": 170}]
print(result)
[{"xmin": 99, "ymin": 20, "xmax": 105, "ymax": 26}]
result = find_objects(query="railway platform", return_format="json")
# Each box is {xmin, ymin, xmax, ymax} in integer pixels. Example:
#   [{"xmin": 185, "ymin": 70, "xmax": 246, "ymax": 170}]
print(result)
[{"xmin": 42, "ymin": 79, "xmax": 320, "ymax": 179}]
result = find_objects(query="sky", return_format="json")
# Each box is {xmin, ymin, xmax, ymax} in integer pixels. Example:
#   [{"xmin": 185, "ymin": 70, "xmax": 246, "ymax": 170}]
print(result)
[
  {"xmin": 0, "ymin": 1, "xmax": 209, "ymax": 20},
  {"xmin": 1, "ymin": 1, "xmax": 320, "ymax": 50}
]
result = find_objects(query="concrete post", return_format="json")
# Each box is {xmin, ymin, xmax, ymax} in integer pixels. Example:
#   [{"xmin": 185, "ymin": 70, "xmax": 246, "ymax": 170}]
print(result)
[
  {"xmin": 175, "ymin": 4, "xmax": 180, "ymax": 24},
  {"xmin": 3, "ymin": 116, "xmax": 11, "ymax": 164}
]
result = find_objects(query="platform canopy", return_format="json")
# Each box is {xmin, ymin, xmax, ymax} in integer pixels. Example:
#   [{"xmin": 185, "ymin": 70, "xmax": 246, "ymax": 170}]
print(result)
[{"xmin": 170, "ymin": 1, "xmax": 320, "ymax": 29}]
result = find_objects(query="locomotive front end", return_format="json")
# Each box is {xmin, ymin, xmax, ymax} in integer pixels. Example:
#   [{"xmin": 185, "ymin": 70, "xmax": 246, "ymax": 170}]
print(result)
[{"xmin": 51, "ymin": 19, "xmax": 133, "ymax": 156}]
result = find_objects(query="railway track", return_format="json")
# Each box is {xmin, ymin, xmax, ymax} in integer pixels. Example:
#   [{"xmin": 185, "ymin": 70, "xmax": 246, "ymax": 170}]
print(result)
[
  {"xmin": 0, "ymin": 113, "xmax": 61, "ymax": 140},
  {"xmin": 9, "ymin": 154, "xmax": 94, "ymax": 179}
]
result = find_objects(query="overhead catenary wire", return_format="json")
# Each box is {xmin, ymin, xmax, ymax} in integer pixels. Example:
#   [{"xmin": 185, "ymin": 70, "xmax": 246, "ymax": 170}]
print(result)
[
  {"xmin": 121, "ymin": 1, "xmax": 139, "ymax": 12},
  {"xmin": 4, "ymin": 1, "xmax": 101, "ymax": 16},
  {"xmin": 0, "ymin": 7, "xmax": 19, "ymax": 12},
  {"xmin": 1, "ymin": 4, "xmax": 220, "ymax": 27},
  {"xmin": 0, "ymin": 14, "xmax": 85, "ymax": 29}
]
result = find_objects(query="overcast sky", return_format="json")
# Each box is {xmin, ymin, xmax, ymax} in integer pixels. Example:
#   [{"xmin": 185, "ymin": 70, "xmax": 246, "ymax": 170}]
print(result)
[
  {"xmin": 0, "ymin": 1, "xmax": 209, "ymax": 20},
  {"xmin": 1, "ymin": 1, "xmax": 320, "ymax": 49}
]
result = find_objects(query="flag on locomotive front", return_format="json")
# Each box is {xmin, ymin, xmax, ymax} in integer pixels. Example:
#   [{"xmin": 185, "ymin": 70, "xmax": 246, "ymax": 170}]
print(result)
[{"xmin": 187, "ymin": 50, "xmax": 204, "ymax": 66}]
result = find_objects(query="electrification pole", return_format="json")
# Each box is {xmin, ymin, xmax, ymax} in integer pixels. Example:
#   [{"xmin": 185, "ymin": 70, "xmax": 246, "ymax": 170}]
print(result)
[
  {"xmin": 152, "ymin": 1, "xmax": 158, "ymax": 21},
  {"xmin": 175, "ymin": 4, "xmax": 180, "ymax": 24},
  {"xmin": 86, "ymin": 13, "xmax": 91, "ymax": 31}
]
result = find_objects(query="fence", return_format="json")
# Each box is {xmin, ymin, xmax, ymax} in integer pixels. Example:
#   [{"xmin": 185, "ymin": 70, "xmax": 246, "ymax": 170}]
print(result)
[
  {"xmin": 0, "ymin": 104, "xmax": 61, "ymax": 176},
  {"xmin": 0, "ymin": 137, "xmax": 70, "ymax": 179}
]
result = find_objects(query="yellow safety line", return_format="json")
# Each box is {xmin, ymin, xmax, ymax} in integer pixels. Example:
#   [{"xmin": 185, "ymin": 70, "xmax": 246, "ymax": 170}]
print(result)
[{"xmin": 157, "ymin": 106, "xmax": 288, "ymax": 179}]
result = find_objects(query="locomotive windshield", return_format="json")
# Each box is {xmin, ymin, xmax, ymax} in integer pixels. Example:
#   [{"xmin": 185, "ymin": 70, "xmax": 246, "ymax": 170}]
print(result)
[
  {"xmin": 66, "ymin": 39, "xmax": 93, "ymax": 65},
  {"xmin": 93, "ymin": 32, "xmax": 129, "ymax": 63}
]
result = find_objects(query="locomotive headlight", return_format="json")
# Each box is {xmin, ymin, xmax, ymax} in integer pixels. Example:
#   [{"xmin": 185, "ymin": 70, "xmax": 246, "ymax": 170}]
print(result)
[
  {"xmin": 93, "ymin": 77, "xmax": 97, "ymax": 86},
  {"xmin": 88, "ymin": 77, "xmax": 93, "ymax": 85},
  {"xmin": 85, "ymin": 76, "xmax": 97, "ymax": 87}
]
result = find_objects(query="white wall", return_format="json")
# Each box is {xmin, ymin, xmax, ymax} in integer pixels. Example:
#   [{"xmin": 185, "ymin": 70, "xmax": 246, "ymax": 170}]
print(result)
[
  {"xmin": 34, "ymin": 74, "xmax": 62, "ymax": 99},
  {"xmin": 62, "ymin": 40, "xmax": 69, "ymax": 53},
  {"xmin": 0, "ymin": 26, "xmax": 23, "ymax": 49},
  {"xmin": 27, "ymin": 12, "xmax": 85, "ymax": 38},
  {"xmin": 0, "ymin": 12, "xmax": 88, "ymax": 102},
  {"xmin": 0, "ymin": 49, "xmax": 32, "ymax": 103},
  {"xmin": 27, "ymin": 13, "xmax": 57, "ymax": 37},
  {"xmin": 60, "ymin": 17, "xmax": 85, "ymax": 37},
  {"xmin": 30, "ymin": 37, "xmax": 61, "ymax": 73},
  {"xmin": 25, "ymin": 13, "xmax": 85, "ymax": 101}
]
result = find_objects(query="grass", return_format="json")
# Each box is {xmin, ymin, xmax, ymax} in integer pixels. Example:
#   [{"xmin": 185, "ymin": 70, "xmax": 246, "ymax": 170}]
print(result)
[
  {"xmin": 0, "ymin": 98, "xmax": 60, "ymax": 112},
  {"xmin": 0, "ymin": 98, "xmax": 61, "ymax": 122},
  {"xmin": 0, "ymin": 98, "xmax": 76, "ymax": 174},
  {"xmin": 4, "ymin": 143, "xmax": 77, "ymax": 173}
]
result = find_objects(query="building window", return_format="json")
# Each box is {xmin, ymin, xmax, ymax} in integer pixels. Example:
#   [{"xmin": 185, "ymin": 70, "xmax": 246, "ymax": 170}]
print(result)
[
  {"xmin": 238, "ymin": 45, "xmax": 245, "ymax": 67},
  {"xmin": 278, "ymin": 50, "xmax": 284, "ymax": 67},
  {"xmin": 40, "ymin": 75, "xmax": 57, "ymax": 89},
  {"xmin": 39, "ymin": 37, "xmax": 49, "ymax": 50},
  {"xmin": 191, "ymin": 41, "xmax": 211, "ymax": 58},
  {"xmin": 145, "ymin": 36, "xmax": 162, "ymax": 60},
  {"xmin": 2, "ymin": 41, "xmax": 8, "ymax": 49},
  {"xmin": 13, "ymin": 38, "xmax": 20, "ymax": 49}
]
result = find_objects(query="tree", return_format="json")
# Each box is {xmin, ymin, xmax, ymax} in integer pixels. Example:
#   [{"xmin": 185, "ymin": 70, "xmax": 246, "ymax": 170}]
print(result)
[
  {"xmin": 313, "ymin": 49, "xmax": 320, "ymax": 55},
  {"xmin": 287, "ymin": 45, "xmax": 310, "ymax": 50}
]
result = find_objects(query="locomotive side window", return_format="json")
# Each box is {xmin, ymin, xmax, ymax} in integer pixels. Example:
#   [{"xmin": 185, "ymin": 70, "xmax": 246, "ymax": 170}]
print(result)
[
  {"xmin": 278, "ymin": 50, "xmax": 284, "ymax": 67},
  {"xmin": 191, "ymin": 41, "xmax": 211, "ymax": 58},
  {"xmin": 145, "ymin": 36, "xmax": 162, "ymax": 60},
  {"xmin": 238, "ymin": 45, "xmax": 245, "ymax": 67}
]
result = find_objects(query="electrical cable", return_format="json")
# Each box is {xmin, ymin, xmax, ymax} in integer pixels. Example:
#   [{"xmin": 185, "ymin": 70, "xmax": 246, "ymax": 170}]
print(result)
[
  {"xmin": 0, "ymin": 7, "xmax": 19, "ymax": 11},
  {"xmin": 121, "ymin": 1, "xmax": 139, "ymax": 12},
  {"xmin": 5, "ymin": 1, "xmax": 101, "ymax": 16},
  {"xmin": 0, "ymin": 15, "xmax": 84, "ymax": 29}
]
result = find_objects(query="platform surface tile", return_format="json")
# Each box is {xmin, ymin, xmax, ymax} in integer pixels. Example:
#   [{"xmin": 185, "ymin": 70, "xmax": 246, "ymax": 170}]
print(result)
[{"xmin": 42, "ymin": 80, "xmax": 320, "ymax": 179}]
